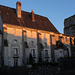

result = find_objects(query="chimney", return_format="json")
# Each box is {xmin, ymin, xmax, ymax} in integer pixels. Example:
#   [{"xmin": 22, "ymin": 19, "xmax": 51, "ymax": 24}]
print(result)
[
  {"xmin": 16, "ymin": 1, "xmax": 21, "ymax": 18},
  {"xmin": 31, "ymin": 10, "xmax": 35, "ymax": 22}
]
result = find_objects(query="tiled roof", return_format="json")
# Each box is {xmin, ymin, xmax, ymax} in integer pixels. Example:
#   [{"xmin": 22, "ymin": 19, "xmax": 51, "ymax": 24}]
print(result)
[{"xmin": 0, "ymin": 5, "xmax": 59, "ymax": 33}]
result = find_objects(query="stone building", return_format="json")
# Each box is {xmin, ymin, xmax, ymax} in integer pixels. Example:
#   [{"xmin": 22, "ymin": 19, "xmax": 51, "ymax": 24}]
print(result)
[
  {"xmin": 0, "ymin": 1, "xmax": 74, "ymax": 67},
  {"xmin": 64, "ymin": 15, "xmax": 75, "ymax": 36}
]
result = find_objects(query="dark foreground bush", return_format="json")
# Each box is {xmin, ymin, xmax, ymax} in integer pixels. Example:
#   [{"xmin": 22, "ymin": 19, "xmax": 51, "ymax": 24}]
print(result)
[{"xmin": 32, "ymin": 62, "xmax": 59, "ymax": 66}]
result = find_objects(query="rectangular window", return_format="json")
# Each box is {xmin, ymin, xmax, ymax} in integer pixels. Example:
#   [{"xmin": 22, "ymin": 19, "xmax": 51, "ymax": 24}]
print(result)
[
  {"xmin": 31, "ymin": 41, "xmax": 34, "ymax": 46},
  {"xmin": 31, "ymin": 49, "xmax": 35, "ymax": 57},
  {"xmin": 14, "ymin": 40, "xmax": 17, "ymax": 44},
  {"xmin": 14, "ymin": 59, "xmax": 18, "ymax": 66},
  {"xmin": 45, "ymin": 50, "xmax": 48, "ymax": 57},
  {"xmin": 45, "ymin": 42, "xmax": 47, "ymax": 48},
  {"xmin": 14, "ymin": 48, "xmax": 18, "ymax": 56},
  {"xmin": 59, "ymin": 51, "xmax": 63, "ymax": 57}
]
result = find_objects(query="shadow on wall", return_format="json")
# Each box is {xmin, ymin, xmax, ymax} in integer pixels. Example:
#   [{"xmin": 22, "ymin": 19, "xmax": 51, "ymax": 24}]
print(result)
[
  {"xmin": 51, "ymin": 40, "xmax": 72, "ymax": 62},
  {"xmin": 3, "ymin": 33, "xmax": 52, "ymax": 66},
  {"xmin": 3, "ymin": 31, "xmax": 73, "ymax": 66}
]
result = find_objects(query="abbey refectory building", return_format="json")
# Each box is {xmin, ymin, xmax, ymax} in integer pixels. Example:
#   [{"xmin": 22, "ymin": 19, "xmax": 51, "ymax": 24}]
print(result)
[{"xmin": 0, "ymin": 1, "xmax": 74, "ymax": 67}]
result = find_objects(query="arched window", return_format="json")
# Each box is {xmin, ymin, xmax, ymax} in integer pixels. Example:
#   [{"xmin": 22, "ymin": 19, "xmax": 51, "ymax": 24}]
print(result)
[{"xmin": 14, "ymin": 39, "xmax": 17, "ymax": 44}]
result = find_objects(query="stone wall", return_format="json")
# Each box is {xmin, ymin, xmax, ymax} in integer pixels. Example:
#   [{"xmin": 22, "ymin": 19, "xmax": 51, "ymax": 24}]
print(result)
[
  {"xmin": 64, "ymin": 15, "xmax": 75, "ymax": 36},
  {"xmin": 2, "ymin": 24, "xmax": 74, "ymax": 67}
]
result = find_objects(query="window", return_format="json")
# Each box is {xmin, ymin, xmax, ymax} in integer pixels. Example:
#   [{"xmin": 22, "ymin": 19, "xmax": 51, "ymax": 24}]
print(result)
[
  {"xmin": 45, "ymin": 42, "xmax": 47, "ymax": 48},
  {"xmin": 14, "ymin": 59, "xmax": 18, "ymax": 66},
  {"xmin": 25, "ymin": 34, "xmax": 27, "ymax": 41},
  {"xmin": 33, "ymin": 59, "xmax": 35, "ymax": 63},
  {"xmin": 45, "ymin": 50, "xmax": 48, "ymax": 57},
  {"xmin": 31, "ymin": 41, "xmax": 33, "ymax": 44},
  {"xmin": 14, "ymin": 40, "xmax": 17, "ymax": 44},
  {"xmin": 31, "ymin": 49, "xmax": 35, "ymax": 57},
  {"xmin": 4, "ymin": 39, "xmax": 8, "ymax": 46},
  {"xmin": 31, "ymin": 41, "xmax": 34, "ymax": 47},
  {"xmin": 39, "ymin": 33, "xmax": 42, "ymax": 43},
  {"xmin": 14, "ymin": 48, "xmax": 18, "ymax": 56},
  {"xmin": 59, "ymin": 51, "xmax": 63, "ymax": 57}
]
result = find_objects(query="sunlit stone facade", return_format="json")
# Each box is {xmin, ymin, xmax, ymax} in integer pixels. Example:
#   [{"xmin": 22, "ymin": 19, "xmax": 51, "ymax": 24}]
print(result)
[
  {"xmin": 0, "ymin": 1, "xmax": 74, "ymax": 67},
  {"xmin": 3, "ymin": 24, "xmax": 74, "ymax": 66}
]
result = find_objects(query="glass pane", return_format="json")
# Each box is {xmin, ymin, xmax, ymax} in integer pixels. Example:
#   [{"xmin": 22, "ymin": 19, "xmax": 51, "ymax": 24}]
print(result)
[
  {"xmin": 31, "ymin": 49, "xmax": 35, "ymax": 56},
  {"xmin": 14, "ymin": 59, "xmax": 18, "ymax": 66},
  {"xmin": 14, "ymin": 48, "xmax": 18, "ymax": 56}
]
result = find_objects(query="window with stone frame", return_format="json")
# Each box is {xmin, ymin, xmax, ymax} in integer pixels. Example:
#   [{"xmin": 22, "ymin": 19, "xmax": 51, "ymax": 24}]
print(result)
[
  {"xmin": 45, "ymin": 50, "xmax": 48, "ymax": 57},
  {"xmin": 13, "ymin": 48, "xmax": 18, "ymax": 56},
  {"xmin": 45, "ymin": 42, "xmax": 48, "ymax": 48},
  {"xmin": 14, "ymin": 59, "xmax": 18, "ymax": 66},
  {"xmin": 31, "ymin": 49, "xmax": 35, "ymax": 57},
  {"xmin": 14, "ymin": 39, "xmax": 17, "ymax": 44},
  {"xmin": 30, "ymin": 41, "xmax": 35, "ymax": 48},
  {"xmin": 59, "ymin": 51, "xmax": 63, "ymax": 58}
]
